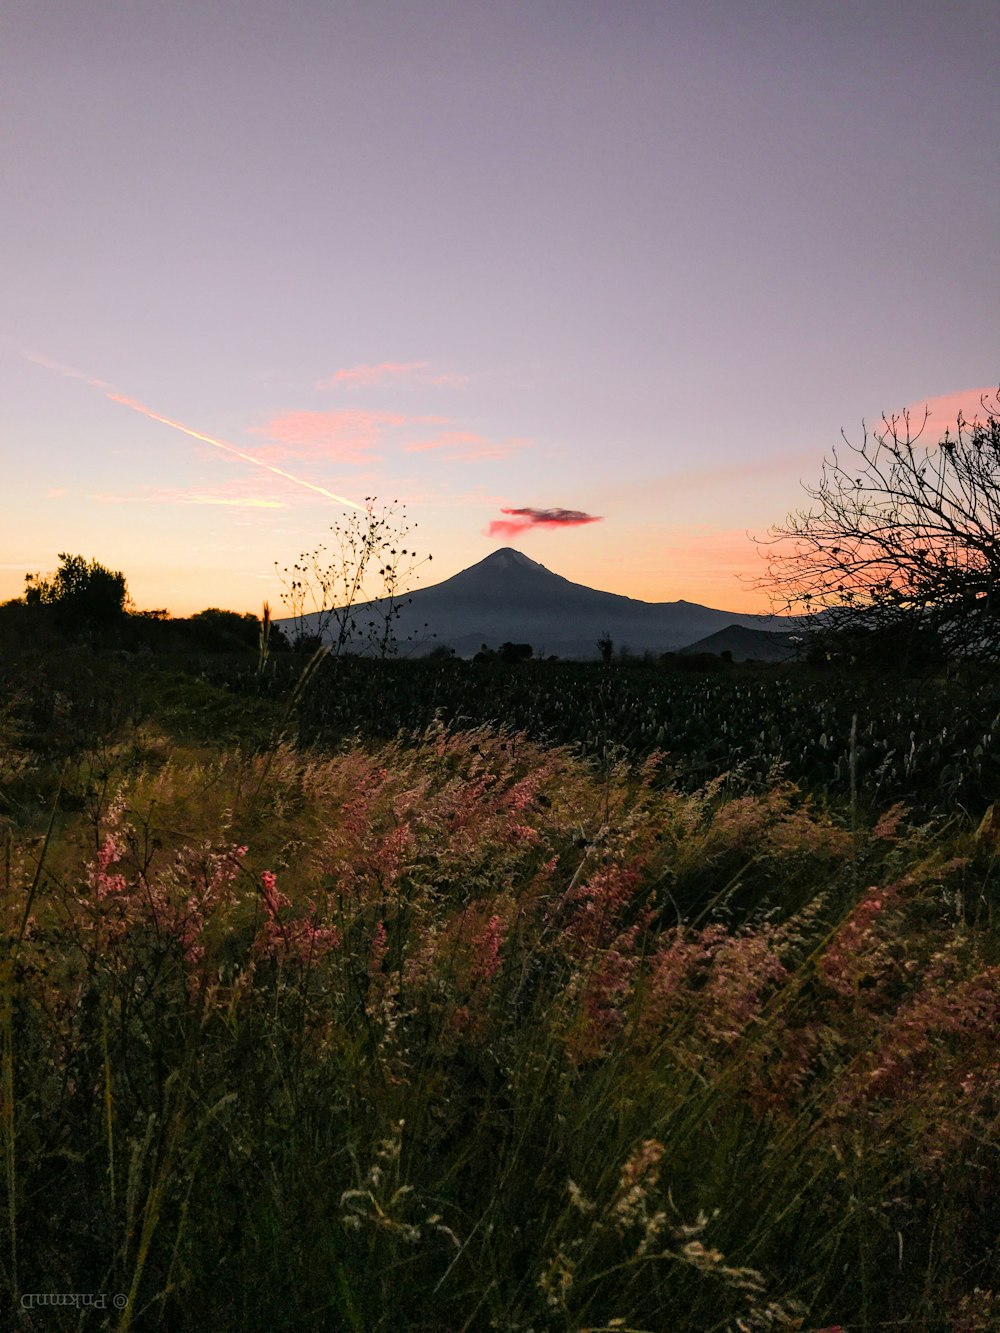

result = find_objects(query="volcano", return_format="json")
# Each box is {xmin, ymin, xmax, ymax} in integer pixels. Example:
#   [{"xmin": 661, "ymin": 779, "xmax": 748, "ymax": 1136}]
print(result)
[{"xmin": 281, "ymin": 547, "xmax": 796, "ymax": 659}]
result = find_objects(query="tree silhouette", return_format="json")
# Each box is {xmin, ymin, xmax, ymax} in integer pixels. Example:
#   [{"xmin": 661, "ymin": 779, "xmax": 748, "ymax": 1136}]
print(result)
[
  {"xmin": 758, "ymin": 391, "xmax": 1000, "ymax": 663},
  {"xmin": 498, "ymin": 641, "xmax": 533, "ymax": 663},
  {"xmin": 25, "ymin": 553, "xmax": 129, "ymax": 632}
]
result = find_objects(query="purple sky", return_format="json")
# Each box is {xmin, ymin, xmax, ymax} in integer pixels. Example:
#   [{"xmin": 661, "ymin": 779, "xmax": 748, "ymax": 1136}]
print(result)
[{"xmin": 3, "ymin": 1, "xmax": 997, "ymax": 614}]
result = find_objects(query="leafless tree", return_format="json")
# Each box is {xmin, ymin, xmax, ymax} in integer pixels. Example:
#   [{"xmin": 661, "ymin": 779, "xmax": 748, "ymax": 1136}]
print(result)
[
  {"xmin": 757, "ymin": 389, "xmax": 1000, "ymax": 663},
  {"xmin": 276, "ymin": 499, "xmax": 431, "ymax": 657}
]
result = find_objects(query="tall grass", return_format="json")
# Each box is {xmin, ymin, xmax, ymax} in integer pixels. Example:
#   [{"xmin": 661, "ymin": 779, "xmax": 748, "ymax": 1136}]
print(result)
[{"xmin": 1, "ymin": 722, "xmax": 998, "ymax": 1330}]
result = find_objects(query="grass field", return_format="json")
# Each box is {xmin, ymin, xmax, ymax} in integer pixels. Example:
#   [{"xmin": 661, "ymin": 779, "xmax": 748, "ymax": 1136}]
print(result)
[{"xmin": 1, "ymin": 646, "xmax": 998, "ymax": 1330}]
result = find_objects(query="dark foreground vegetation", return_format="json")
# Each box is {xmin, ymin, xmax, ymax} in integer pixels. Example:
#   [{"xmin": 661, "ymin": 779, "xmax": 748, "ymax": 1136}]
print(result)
[{"xmin": 2, "ymin": 598, "xmax": 999, "ymax": 1330}]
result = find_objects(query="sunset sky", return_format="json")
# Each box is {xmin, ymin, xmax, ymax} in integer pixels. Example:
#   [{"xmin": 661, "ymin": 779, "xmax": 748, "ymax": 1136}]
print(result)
[{"xmin": 2, "ymin": 1, "xmax": 997, "ymax": 616}]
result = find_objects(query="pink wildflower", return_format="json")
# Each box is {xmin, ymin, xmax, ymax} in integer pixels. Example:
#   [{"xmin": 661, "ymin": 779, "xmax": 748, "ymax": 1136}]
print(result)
[
  {"xmin": 569, "ymin": 922, "xmax": 643, "ymax": 1062},
  {"xmin": 89, "ymin": 828, "xmax": 128, "ymax": 901},
  {"xmin": 370, "ymin": 824, "xmax": 415, "ymax": 886},
  {"xmin": 260, "ymin": 869, "xmax": 290, "ymax": 920},
  {"xmin": 872, "ymin": 802, "xmax": 907, "ymax": 841},
  {"xmin": 470, "ymin": 913, "xmax": 506, "ymax": 983},
  {"xmin": 818, "ymin": 882, "xmax": 903, "ymax": 997},
  {"xmin": 255, "ymin": 870, "xmax": 340, "ymax": 963},
  {"xmin": 557, "ymin": 863, "xmax": 645, "ymax": 949},
  {"xmin": 501, "ymin": 774, "xmax": 541, "ymax": 812},
  {"xmin": 700, "ymin": 928, "xmax": 787, "ymax": 1045},
  {"xmin": 508, "ymin": 822, "xmax": 540, "ymax": 845},
  {"xmin": 862, "ymin": 965, "xmax": 1000, "ymax": 1100},
  {"xmin": 369, "ymin": 920, "xmax": 389, "ymax": 975},
  {"xmin": 638, "ymin": 929, "xmax": 700, "ymax": 1032}
]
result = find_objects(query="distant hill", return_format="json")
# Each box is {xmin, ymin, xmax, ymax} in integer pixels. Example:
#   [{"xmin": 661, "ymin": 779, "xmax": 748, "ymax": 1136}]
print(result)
[
  {"xmin": 677, "ymin": 623, "xmax": 800, "ymax": 663},
  {"xmin": 280, "ymin": 547, "xmax": 797, "ymax": 659}
]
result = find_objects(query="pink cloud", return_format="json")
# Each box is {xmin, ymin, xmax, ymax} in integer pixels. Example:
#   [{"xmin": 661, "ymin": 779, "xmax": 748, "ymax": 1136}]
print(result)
[
  {"xmin": 450, "ymin": 444, "xmax": 524, "ymax": 462},
  {"xmin": 248, "ymin": 409, "xmax": 407, "ymax": 463},
  {"xmin": 407, "ymin": 430, "xmax": 530, "ymax": 461},
  {"xmin": 47, "ymin": 487, "xmax": 67, "ymax": 499},
  {"xmin": 406, "ymin": 430, "xmax": 486, "ymax": 453},
  {"xmin": 486, "ymin": 507, "xmax": 603, "ymax": 538},
  {"xmin": 316, "ymin": 361, "xmax": 468, "ymax": 390},
  {"xmin": 895, "ymin": 387, "xmax": 998, "ymax": 442},
  {"xmin": 321, "ymin": 361, "xmax": 426, "ymax": 389},
  {"xmin": 248, "ymin": 404, "xmax": 528, "ymax": 470}
]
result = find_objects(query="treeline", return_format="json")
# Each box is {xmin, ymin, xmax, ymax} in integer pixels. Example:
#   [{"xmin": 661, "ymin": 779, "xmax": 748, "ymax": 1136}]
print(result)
[{"xmin": 1, "ymin": 553, "xmax": 289, "ymax": 655}]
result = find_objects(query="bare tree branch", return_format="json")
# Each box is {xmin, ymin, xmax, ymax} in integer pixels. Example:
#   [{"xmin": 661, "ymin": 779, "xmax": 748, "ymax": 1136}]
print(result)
[
  {"xmin": 755, "ymin": 389, "xmax": 1000, "ymax": 664},
  {"xmin": 276, "ymin": 500, "xmax": 432, "ymax": 658}
]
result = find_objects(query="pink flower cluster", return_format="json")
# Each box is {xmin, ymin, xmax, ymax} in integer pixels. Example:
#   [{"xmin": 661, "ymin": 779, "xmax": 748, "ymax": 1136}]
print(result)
[
  {"xmin": 470, "ymin": 913, "xmax": 507, "ymax": 983},
  {"xmin": 255, "ymin": 869, "xmax": 340, "ymax": 964},
  {"xmin": 638, "ymin": 923, "xmax": 787, "ymax": 1048},
  {"xmin": 83, "ymin": 800, "xmax": 250, "ymax": 984},
  {"xmin": 861, "ymin": 964, "xmax": 1000, "ymax": 1101},
  {"xmin": 817, "ymin": 882, "xmax": 904, "ymax": 998}
]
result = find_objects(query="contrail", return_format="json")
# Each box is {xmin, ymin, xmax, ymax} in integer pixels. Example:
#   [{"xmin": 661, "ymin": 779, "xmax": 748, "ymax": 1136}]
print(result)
[
  {"xmin": 22, "ymin": 348, "xmax": 111, "ymax": 390},
  {"xmin": 105, "ymin": 393, "xmax": 364, "ymax": 508},
  {"xmin": 20, "ymin": 347, "xmax": 364, "ymax": 510}
]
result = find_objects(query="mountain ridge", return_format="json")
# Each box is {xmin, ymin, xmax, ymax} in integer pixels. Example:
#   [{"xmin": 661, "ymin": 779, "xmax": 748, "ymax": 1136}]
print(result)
[{"xmin": 281, "ymin": 546, "xmax": 796, "ymax": 659}]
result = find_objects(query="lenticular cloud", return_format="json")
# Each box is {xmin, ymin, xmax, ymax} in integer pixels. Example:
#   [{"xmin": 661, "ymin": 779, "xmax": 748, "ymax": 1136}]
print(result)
[{"xmin": 486, "ymin": 507, "xmax": 602, "ymax": 538}]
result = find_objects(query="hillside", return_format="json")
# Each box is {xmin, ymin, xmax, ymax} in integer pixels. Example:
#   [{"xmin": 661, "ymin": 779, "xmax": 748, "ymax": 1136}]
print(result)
[{"xmin": 678, "ymin": 623, "xmax": 800, "ymax": 662}]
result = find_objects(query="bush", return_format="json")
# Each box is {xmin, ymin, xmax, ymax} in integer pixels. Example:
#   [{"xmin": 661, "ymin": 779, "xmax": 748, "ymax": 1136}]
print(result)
[{"xmin": 24, "ymin": 552, "xmax": 129, "ymax": 633}]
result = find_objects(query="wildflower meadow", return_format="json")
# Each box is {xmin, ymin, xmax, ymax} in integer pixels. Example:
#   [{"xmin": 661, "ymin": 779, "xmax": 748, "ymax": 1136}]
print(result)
[{"xmin": 1, "ymin": 647, "xmax": 998, "ymax": 1331}]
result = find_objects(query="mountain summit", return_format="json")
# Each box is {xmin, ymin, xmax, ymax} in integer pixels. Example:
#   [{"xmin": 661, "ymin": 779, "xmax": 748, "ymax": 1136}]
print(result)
[
  {"xmin": 468, "ymin": 548, "xmax": 550, "ymax": 573},
  {"xmin": 435, "ymin": 547, "xmax": 565, "ymax": 597},
  {"xmin": 284, "ymin": 547, "xmax": 794, "ymax": 659}
]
